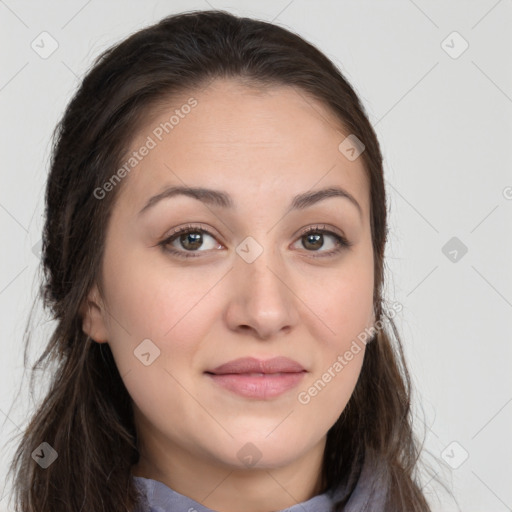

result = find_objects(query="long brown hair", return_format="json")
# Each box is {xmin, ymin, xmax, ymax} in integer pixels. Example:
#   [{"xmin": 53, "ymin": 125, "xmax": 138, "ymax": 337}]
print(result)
[{"xmin": 7, "ymin": 10, "xmax": 440, "ymax": 511}]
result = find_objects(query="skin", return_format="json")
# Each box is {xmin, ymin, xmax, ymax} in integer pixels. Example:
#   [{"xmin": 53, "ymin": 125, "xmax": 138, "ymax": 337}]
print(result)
[{"xmin": 82, "ymin": 78, "xmax": 375, "ymax": 512}]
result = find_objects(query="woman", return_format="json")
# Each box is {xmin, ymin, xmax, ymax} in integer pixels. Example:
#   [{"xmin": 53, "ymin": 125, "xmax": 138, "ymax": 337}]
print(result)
[{"xmin": 8, "ymin": 10, "xmax": 436, "ymax": 511}]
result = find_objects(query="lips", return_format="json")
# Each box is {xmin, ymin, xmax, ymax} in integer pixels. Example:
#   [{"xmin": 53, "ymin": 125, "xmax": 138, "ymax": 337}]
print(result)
[
  {"xmin": 206, "ymin": 356, "xmax": 306, "ymax": 375},
  {"xmin": 205, "ymin": 357, "xmax": 307, "ymax": 399}
]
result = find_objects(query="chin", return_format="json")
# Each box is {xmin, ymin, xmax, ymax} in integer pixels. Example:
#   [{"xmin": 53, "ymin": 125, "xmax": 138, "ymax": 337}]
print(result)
[{"xmin": 211, "ymin": 432, "xmax": 314, "ymax": 470}]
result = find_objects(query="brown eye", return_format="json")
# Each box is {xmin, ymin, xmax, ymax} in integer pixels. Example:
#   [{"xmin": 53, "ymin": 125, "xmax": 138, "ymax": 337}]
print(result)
[
  {"xmin": 292, "ymin": 225, "xmax": 351, "ymax": 258},
  {"xmin": 159, "ymin": 225, "xmax": 224, "ymax": 258},
  {"xmin": 302, "ymin": 232, "xmax": 324, "ymax": 250},
  {"xmin": 178, "ymin": 231, "xmax": 204, "ymax": 250}
]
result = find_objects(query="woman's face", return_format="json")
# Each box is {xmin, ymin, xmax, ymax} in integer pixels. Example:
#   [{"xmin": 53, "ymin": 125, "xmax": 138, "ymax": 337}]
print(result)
[{"xmin": 83, "ymin": 78, "xmax": 374, "ymax": 481}]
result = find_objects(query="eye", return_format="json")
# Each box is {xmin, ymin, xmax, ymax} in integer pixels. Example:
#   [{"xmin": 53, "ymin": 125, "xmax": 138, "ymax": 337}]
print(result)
[
  {"xmin": 291, "ymin": 225, "xmax": 351, "ymax": 258},
  {"xmin": 158, "ymin": 223, "xmax": 351, "ymax": 260},
  {"xmin": 159, "ymin": 224, "xmax": 223, "ymax": 258}
]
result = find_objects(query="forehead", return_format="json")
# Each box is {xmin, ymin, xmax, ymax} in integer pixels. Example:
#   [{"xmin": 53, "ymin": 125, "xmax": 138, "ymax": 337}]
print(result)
[{"xmin": 115, "ymin": 78, "xmax": 370, "ymax": 216}]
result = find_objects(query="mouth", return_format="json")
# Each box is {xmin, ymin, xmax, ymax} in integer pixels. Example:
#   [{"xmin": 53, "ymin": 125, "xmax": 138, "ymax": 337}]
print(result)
[
  {"xmin": 204, "ymin": 357, "xmax": 307, "ymax": 399},
  {"xmin": 206, "ymin": 356, "xmax": 306, "ymax": 375}
]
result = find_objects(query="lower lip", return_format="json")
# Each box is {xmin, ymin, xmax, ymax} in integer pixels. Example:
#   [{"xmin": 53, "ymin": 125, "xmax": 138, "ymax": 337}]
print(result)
[{"xmin": 206, "ymin": 372, "xmax": 306, "ymax": 399}]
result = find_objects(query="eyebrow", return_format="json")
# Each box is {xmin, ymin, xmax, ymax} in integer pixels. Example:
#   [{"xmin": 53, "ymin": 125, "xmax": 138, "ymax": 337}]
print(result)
[{"xmin": 138, "ymin": 185, "xmax": 362, "ymax": 218}]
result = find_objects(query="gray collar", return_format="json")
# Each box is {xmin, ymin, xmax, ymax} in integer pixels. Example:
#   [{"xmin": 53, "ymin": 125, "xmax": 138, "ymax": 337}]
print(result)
[{"xmin": 133, "ymin": 476, "xmax": 340, "ymax": 512}]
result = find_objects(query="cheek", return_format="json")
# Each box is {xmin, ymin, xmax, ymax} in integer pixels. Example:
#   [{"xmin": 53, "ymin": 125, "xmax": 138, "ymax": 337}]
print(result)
[
  {"xmin": 301, "ymin": 251, "xmax": 374, "ymax": 346},
  {"xmin": 101, "ymin": 245, "xmax": 227, "ymax": 372},
  {"xmin": 296, "ymin": 346, "xmax": 364, "ymax": 439},
  {"xmin": 100, "ymin": 255, "xmax": 224, "ymax": 432},
  {"xmin": 300, "ymin": 275, "xmax": 371, "ymax": 385},
  {"xmin": 103, "ymin": 243, "xmax": 196, "ymax": 333},
  {"xmin": 294, "ymin": 248, "xmax": 373, "ymax": 413},
  {"xmin": 294, "ymin": 265, "xmax": 372, "ymax": 428}
]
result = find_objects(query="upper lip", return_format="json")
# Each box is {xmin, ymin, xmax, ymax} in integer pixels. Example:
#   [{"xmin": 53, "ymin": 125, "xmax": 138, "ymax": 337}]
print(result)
[{"xmin": 206, "ymin": 357, "xmax": 306, "ymax": 375}]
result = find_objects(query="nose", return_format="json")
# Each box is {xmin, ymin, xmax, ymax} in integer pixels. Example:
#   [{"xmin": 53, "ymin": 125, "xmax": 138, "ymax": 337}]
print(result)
[{"xmin": 223, "ymin": 244, "xmax": 300, "ymax": 340}]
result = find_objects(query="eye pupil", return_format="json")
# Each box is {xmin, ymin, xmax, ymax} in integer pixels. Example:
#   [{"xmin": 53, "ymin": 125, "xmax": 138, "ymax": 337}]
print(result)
[
  {"xmin": 181, "ymin": 232, "xmax": 202, "ymax": 250},
  {"xmin": 303, "ymin": 233, "xmax": 323, "ymax": 250}
]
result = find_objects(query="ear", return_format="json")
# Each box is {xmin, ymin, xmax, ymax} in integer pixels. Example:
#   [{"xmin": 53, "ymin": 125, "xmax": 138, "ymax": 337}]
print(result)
[{"xmin": 80, "ymin": 284, "xmax": 109, "ymax": 343}]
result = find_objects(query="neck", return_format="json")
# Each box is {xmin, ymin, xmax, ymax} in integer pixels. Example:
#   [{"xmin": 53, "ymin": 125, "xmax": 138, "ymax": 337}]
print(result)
[{"xmin": 131, "ymin": 437, "xmax": 327, "ymax": 512}]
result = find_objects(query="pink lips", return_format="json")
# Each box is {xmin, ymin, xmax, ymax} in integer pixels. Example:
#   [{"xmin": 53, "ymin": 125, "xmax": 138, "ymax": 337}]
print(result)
[{"xmin": 205, "ymin": 357, "xmax": 307, "ymax": 399}]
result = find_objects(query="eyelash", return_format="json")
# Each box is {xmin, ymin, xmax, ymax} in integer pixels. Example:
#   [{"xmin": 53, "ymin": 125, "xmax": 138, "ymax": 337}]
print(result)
[{"xmin": 159, "ymin": 223, "xmax": 352, "ymax": 259}]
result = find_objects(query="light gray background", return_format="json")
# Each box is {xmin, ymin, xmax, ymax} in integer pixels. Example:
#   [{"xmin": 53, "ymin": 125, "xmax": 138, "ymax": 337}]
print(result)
[{"xmin": 1, "ymin": 1, "xmax": 511, "ymax": 511}]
